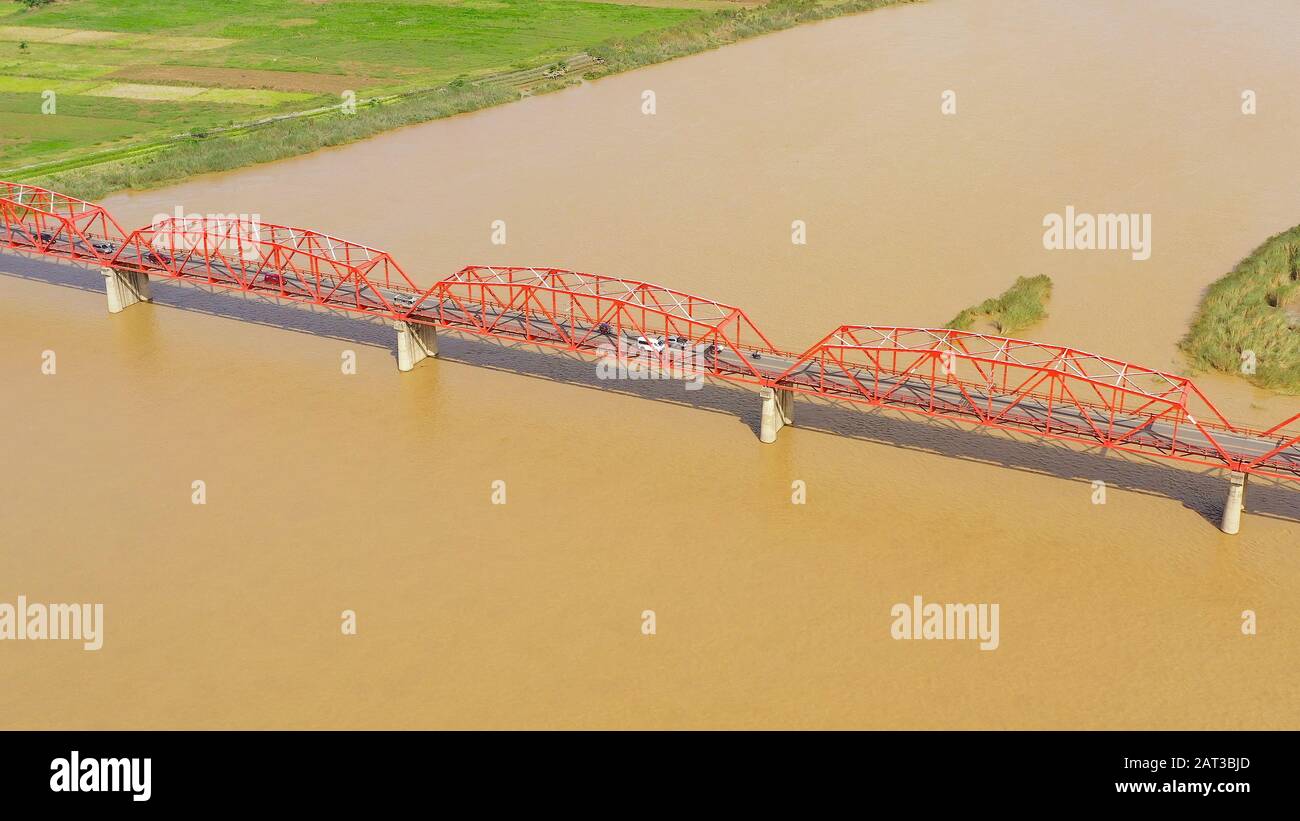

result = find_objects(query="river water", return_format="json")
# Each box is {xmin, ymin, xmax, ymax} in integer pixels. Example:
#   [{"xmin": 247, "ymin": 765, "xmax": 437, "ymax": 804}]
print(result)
[{"xmin": 2, "ymin": 0, "xmax": 1298, "ymax": 728}]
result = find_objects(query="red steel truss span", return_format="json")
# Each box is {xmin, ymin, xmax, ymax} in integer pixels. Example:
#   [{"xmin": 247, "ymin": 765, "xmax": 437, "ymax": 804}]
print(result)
[{"xmin": 3, "ymin": 181, "xmax": 1297, "ymax": 485}]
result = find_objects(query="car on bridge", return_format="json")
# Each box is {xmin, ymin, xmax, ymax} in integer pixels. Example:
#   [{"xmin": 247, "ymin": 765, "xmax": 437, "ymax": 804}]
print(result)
[{"xmin": 634, "ymin": 335, "xmax": 666, "ymax": 355}]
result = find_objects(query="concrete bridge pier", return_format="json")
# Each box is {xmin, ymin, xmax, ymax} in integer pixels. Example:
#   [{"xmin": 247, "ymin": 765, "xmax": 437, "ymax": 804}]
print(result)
[
  {"xmin": 759, "ymin": 386, "xmax": 795, "ymax": 443},
  {"xmin": 1219, "ymin": 471, "xmax": 1248, "ymax": 535},
  {"xmin": 101, "ymin": 266, "xmax": 151, "ymax": 314},
  {"xmin": 395, "ymin": 319, "xmax": 438, "ymax": 371}
]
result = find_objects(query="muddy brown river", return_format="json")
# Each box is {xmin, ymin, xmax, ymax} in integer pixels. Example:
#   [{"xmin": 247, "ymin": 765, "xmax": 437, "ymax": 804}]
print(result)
[{"xmin": 2, "ymin": 0, "xmax": 1298, "ymax": 728}]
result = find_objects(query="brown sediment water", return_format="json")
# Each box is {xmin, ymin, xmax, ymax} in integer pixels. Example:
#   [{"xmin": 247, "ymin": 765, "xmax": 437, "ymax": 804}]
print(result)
[{"xmin": 2, "ymin": 0, "xmax": 1298, "ymax": 729}]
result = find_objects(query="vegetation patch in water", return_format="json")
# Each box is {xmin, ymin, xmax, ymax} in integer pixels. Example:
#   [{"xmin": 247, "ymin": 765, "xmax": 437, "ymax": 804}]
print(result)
[
  {"xmin": 945, "ymin": 275, "xmax": 1053, "ymax": 336},
  {"xmin": 1181, "ymin": 224, "xmax": 1300, "ymax": 394}
]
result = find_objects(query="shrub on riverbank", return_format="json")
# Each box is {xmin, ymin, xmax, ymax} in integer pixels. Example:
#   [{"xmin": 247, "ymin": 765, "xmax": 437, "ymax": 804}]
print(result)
[
  {"xmin": 945, "ymin": 275, "xmax": 1053, "ymax": 335},
  {"xmin": 1181, "ymin": 225, "xmax": 1300, "ymax": 394}
]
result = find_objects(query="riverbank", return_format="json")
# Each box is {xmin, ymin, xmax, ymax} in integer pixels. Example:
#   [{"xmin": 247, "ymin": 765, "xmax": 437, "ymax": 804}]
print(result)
[
  {"xmin": 586, "ymin": 0, "xmax": 916, "ymax": 73},
  {"xmin": 20, "ymin": 0, "xmax": 916, "ymax": 201},
  {"xmin": 1182, "ymin": 224, "xmax": 1300, "ymax": 394}
]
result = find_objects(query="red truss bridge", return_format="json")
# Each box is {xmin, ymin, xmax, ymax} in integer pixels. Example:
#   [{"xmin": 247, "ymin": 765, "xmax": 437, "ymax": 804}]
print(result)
[{"xmin": 2, "ymin": 181, "xmax": 1296, "ymax": 532}]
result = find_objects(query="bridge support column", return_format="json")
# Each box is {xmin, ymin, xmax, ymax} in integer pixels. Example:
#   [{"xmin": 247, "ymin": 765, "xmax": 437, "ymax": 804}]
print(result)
[
  {"xmin": 1219, "ymin": 472, "xmax": 1247, "ymax": 535},
  {"xmin": 759, "ymin": 387, "xmax": 795, "ymax": 444},
  {"xmin": 395, "ymin": 320, "xmax": 438, "ymax": 372},
  {"xmin": 102, "ymin": 266, "xmax": 151, "ymax": 314}
]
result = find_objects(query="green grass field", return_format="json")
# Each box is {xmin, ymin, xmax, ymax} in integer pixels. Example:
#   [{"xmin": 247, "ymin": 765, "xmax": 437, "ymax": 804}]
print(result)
[{"xmin": 0, "ymin": 0, "xmax": 703, "ymax": 172}]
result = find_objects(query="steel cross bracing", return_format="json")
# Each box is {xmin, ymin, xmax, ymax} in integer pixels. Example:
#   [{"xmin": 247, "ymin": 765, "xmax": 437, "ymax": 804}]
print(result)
[{"xmin": 3, "ymin": 181, "xmax": 1297, "ymax": 481}]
